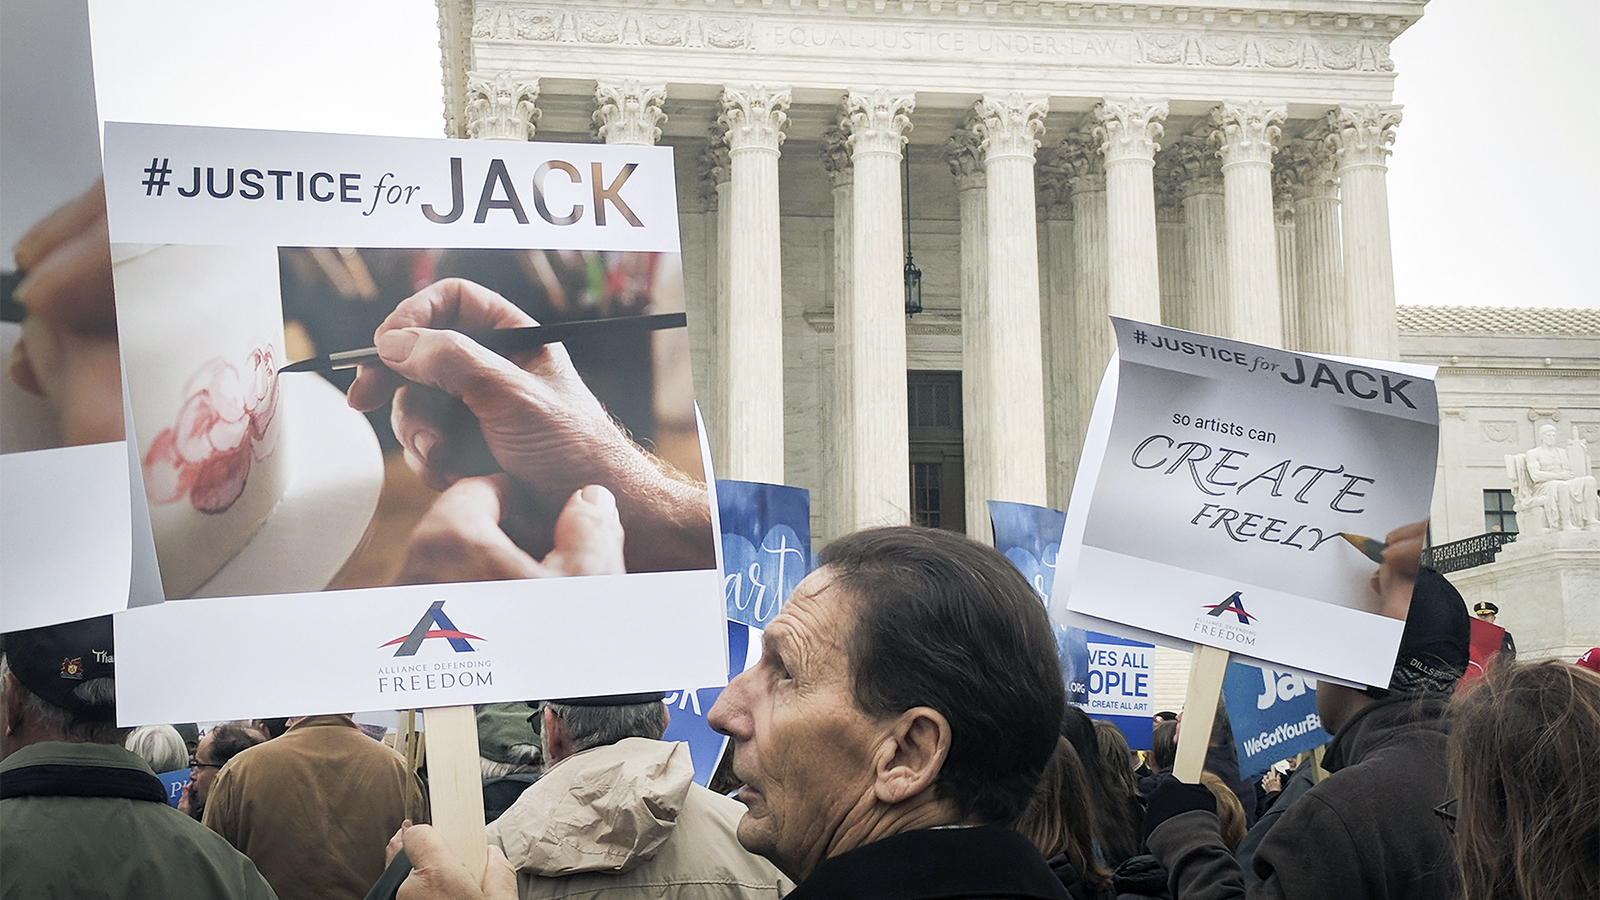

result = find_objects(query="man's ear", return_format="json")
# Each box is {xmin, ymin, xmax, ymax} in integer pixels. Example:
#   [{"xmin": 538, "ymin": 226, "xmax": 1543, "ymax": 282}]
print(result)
[
  {"xmin": 543, "ymin": 707, "xmax": 574, "ymax": 763},
  {"xmin": 871, "ymin": 706, "xmax": 952, "ymax": 805}
]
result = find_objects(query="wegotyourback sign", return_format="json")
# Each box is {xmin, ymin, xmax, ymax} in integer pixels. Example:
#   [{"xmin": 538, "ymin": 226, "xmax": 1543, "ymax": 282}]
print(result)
[{"xmin": 1221, "ymin": 661, "xmax": 1325, "ymax": 777}]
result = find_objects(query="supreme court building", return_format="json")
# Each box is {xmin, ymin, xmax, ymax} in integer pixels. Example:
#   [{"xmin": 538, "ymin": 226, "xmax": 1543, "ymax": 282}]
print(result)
[
  {"xmin": 436, "ymin": 0, "xmax": 1597, "ymax": 699},
  {"xmin": 438, "ymin": 0, "xmax": 1424, "ymax": 546}
]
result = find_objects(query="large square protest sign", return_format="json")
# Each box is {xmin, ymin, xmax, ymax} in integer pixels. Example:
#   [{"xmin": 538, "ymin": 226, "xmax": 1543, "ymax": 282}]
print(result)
[
  {"xmin": 103, "ymin": 123, "xmax": 725, "ymax": 723},
  {"xmin": 1066, "ymin": 318, "xmax": 1438, "ymax": 688}
]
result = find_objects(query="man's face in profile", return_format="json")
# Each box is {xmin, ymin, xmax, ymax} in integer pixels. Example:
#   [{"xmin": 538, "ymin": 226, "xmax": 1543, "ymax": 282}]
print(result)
[
  {"xmin": 189, "ymin": 731, "xmax": 224, "ymax": 809},
  {"xmin": 707, "ymin": 568, "xmax": 885, "ymax": 880}
]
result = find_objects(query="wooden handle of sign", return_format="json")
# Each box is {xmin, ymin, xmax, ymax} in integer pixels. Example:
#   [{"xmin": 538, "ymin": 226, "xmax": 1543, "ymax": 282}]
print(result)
[
  {"xmin": 422, "ymin": 705, "xmax": 487, "ymax": 882},
  {"xmin": 1172, "ymin": 645, "xmax": 1231, "ymax": 785}
]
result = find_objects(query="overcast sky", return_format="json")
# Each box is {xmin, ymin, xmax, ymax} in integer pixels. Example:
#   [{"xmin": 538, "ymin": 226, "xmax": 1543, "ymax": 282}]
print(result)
[{"xmin": 13, "ymin": 0, "xmax": 1595, "ymax": 310}]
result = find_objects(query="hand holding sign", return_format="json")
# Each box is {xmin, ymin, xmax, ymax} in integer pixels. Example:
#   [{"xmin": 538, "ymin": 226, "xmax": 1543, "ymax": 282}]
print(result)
[
  {"xmin": 1371, "ymin": 519, "xmax": 1426, "ymax": 622},
  {"xmin": 395, "ymin": 823, "xmax": 517, "ymax": 900},
  {"xmin": 349, "ymin": 277, "xmax": 712, "ymax": 573}
]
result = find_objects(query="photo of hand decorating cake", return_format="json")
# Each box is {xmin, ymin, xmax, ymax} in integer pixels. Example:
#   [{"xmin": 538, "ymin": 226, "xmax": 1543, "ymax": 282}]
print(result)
[{"xmin": 114, "ymin": 244, "xmax": 290, "ymax": 598}]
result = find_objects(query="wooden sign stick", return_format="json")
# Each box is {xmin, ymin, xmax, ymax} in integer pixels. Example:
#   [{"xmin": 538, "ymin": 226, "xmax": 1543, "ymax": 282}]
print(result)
[
  {"xmin": 1172, "ymin": 644, "xmax": 1231, "ymax": 784},
  {"xmin": 422, "ymin": 705, "xmax": 488, "ymax": 882}
]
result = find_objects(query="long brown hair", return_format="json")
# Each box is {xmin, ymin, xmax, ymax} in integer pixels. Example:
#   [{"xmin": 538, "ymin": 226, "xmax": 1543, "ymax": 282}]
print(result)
[
  {"xmin": 1449, "ymin": 661, "xmax": 1600, "ymax": 900},
  {"xmin": 1200, "ymin": 771, "xmax": 1247, "ymax": 852},
  {"xmin": 1014, "ymin": 736, "xmax": 1114, "ymax": 892}
]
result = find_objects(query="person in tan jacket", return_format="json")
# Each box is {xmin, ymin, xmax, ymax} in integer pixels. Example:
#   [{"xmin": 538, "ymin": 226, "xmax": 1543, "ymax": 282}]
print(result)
[
  {"xmin": 204, "ymin": 714, "xmax": 429, "ymax": 900},
  {"xmin": 486, "ymin": 693, "xmax": 791, "ymax": 900}
]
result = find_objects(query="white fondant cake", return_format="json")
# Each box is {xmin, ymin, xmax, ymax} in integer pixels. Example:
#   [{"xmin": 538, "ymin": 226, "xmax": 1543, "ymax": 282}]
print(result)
[{"xmin": 115, "ymin": 244, "xmax": 289, "ymax": 598}]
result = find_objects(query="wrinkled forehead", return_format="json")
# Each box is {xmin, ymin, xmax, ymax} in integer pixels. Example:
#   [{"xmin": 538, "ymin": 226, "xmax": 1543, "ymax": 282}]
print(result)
[{"xmin": 768, "ymin": 568, "xmax": 859, "ymax": 642}]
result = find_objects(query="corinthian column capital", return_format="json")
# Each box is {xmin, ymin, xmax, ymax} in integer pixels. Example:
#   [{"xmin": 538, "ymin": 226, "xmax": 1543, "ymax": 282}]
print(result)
[
  {"xmin": 465, "ymin": 71, "xmax": 540, "ymax": 141},
  {"xmin": 592, "ymin": 79, "xmax": 667, "ymax": 146},
  {"xmin": 821, "ymin": 124, "xmax": 854, "ymax": 189},
  {"xmin": 944, "ymin": 122, "xmax": 986, "ymax": 192},
  {"xmin": 973, "ymin": 93, "xmax": 1049, "ymax": 162},
  {"xmin": 1325, "ymin": 104, "xmax": 1402, "ymax": 169},
  {"xmin": 1053, "ymin": 132, "xmax": 1106, "ymax": 194},
  {"xmin": 1166, "ymin": 134, "xmax": 1223, "ymax": 197},
  {"xmin": 700, "ymin": 128, "xmax": 731, "ymax": 190},
  {"xmin": 1275, "ymin": 139, "xmax": 1339, "ymax": 201},
  {"xmin": 719, "ymin": 85, "xmax": 792, "ymax": 154},
  {"xmin": 1094, "ymin": 98, "xmax": 1168, "ymax": 165},
  {"xmin": 844, "ymin": 89, "xmax": 916, "ymax": 157},
  {"xmin": 1211, "ymin": 101, "xmax": 1286, "ymax": 168}
]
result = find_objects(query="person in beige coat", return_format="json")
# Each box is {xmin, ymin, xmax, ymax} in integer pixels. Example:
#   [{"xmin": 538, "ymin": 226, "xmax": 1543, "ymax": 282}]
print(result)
[{"xmin": 486, "ymin": 693, "xmax": 791, "ymax": 900}]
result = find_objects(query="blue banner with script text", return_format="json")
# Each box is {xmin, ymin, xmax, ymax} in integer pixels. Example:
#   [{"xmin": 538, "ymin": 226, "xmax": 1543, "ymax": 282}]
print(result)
[
  {"xmin": 662, "ymin": 481, "xmax": 811, "ymax": 784},
  {"xmin": 990, "ymin": 500, "xmax": 1154, "ymax": 748}
]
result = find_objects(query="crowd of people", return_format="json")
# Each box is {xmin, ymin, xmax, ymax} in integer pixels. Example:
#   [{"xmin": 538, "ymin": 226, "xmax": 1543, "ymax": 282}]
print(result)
[
  {"xmin": 6, "ymin": 173, "xmax": 1598, "ymax": 900},
  {"xmin": 3, "ymin": 525, "xmax": 1597, "ymax": 900}
]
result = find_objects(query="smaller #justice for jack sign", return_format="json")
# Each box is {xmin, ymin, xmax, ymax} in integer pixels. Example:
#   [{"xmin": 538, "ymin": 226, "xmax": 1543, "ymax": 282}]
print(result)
[{"xmin": 1066, "ymin": 318, "xmax": 1439, "ymax": 688}]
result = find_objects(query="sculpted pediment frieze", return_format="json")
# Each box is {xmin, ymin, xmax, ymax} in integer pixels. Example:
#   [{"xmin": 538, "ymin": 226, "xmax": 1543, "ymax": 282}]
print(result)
[{"xmin": 464, "ymin": 1, "xmax": 1405, "ymax": 74}]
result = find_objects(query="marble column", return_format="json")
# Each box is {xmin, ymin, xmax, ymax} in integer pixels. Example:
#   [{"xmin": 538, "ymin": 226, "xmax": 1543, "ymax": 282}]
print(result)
[
  {"xmin": 841, "ymin": 89, "xmax": 916, "ymax": 529},
  {"xmin": 464, "ymin": 71, "xmax": 540, "ymax": 140},
  {"xmin": 1276, "ymin": 139, "xmax": 1345, "ymax": 354},
  {"xmin": 1036, "ymin": 146, "xmax": 1077, "ymax": 509},
  {"xmin": 1274, "ymin": 175, "xmax": 1299, "ymax": 349},
  {"xmin": 1170, "ymin": 134, "xmax": 1226, "ymax": 338},
  {"xmin": 592, "ymin": 79, "xmax": 666, "ymax": 146},
  {"xmin": 1326, "ymin": 104, "xmax": 1402, "ymax": 360},
  {"xmin": 595, "ymin": 80, "xmax": 685, "ymax": 451},
  {"xmin": 1056, "ymin": 131, "xmax": 1110, "ymax": 481},
  {"xmin": 1212, "ymin": 101, "xmax": 1287, "ymax": 347},
  {"xmin": 698, "ymin": 133, "xmax": 731, "ymax": 463},
  {"xmin": 717, "ymin": 85, "xmax": 790, "ymax": 483},
  {"xmin": 821, "ymin": 125, "xmax": 854, "ymax": 542},
  {"xmin": 970, "ymin": 94, "xmax": 1050, "ymax": 526},
  {"xmin": 1094, "ymin": 98, "xmax": 1167, "ymax": 327},
  {"xmin": 946, "ymin": 124, "xmax": 991, "ymax": 539},
  {"xmin": 1153, "ymin": 159, "xmax": 1188, "ymax": 331}
]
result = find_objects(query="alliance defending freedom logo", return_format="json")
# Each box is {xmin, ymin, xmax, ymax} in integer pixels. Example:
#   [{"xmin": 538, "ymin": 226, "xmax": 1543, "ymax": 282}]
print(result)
[
  {"xmin": 375, "ymin": 601, "xmax": 494, "ymax": 695},
  {"xmin": 380, "ymin": 600, "xmax": 485, "ymax": 657},
  {"xmin": 1194, "ymin": 590, "xmax": 1259, "ymax": 647},
  {"xmin": 1203, "ymin": 591, "xmax": 1257, "ymax": 625}
]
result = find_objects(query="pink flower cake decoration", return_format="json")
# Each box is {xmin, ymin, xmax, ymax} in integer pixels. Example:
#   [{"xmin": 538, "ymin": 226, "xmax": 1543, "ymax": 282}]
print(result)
[{"xmin": 143, "ymin": 345, "xmax": 282, "ymax": 514}]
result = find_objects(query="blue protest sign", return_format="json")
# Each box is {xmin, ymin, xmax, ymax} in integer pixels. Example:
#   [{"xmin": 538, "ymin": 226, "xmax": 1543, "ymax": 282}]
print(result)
[
  {"xmin": 663, "ymin": 481, "xmax": 811, "ymax": 785},
  {"xmin": 989, "ymin": 500, "xmax": 1089, "ymax": 705},
  {"xmin": 157, "ymin": 767, "xmax": 189, "ymax": 808},
  {"xmin": 718, "ymin": 481, "xmax": 811, "ymax": 630},
  {"xmin": 1081, "ymin": 633, "xmax": 1155, "ymax": 751},
  {"xmin": 662, "ymin": 620, "xmax": 750, "ymax": 785},
  {"xmin": 1221, "ymin": 660, "xmax": 1327, "ymax": 777},
  {"xmin": 990, "ymin": 500, "xmax": 1154, "ymax": 750}
]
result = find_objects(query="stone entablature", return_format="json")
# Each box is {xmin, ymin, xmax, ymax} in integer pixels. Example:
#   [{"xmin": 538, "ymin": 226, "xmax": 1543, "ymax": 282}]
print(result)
[{"xmin": 443, "ymin": 0, "xmax": 1420, "ymax": 138}]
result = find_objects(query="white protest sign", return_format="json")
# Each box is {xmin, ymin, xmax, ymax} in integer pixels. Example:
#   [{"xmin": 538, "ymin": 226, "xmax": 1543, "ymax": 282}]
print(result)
[
  {"xmin": 102, "ymin": 123, "xmax": 678, "ymax": 252},
  {"xmin": 103, "ymin": 123, "xmax": 724, "ymax": 725},
  {"xmin": 1064, "ymin": 319, "xmax": 1438, "ymax": 688}
]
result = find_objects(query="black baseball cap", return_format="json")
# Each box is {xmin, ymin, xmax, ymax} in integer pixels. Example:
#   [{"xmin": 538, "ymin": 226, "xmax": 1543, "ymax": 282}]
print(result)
[
  {"xmin": 1369, "ymin": 568, "xmax": 1470, "ymax": 697},
  {"xmin": 0, "ymin": 615, "xmax": 117, "ymax": 719}
]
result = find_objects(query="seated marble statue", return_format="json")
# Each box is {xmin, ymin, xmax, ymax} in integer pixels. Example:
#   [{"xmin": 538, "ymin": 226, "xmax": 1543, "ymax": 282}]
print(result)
[{"xmin": 1521, "ymin": 423, "xmax": 1599, "ymax": 533}]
